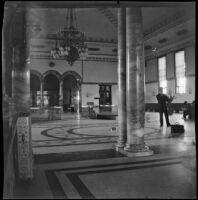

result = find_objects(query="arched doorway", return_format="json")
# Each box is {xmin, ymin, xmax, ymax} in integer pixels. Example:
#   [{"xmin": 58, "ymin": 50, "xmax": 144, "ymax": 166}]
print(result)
[
  {"xmin": 62, "ymin": 71, "xmax": 81, "ymax": 112},
  {"xmin": 43, "ymin": 74, "xmax": 59, "ymax": 107},
  {"xmin": 30, "ymin": 72, "xmax": 41, "ymax": 107}
]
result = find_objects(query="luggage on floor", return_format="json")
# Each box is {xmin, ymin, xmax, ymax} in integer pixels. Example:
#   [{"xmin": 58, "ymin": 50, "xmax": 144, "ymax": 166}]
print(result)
[{"xmin": 171, "ymin": 122, "xmax": 185, "ymax": 137}]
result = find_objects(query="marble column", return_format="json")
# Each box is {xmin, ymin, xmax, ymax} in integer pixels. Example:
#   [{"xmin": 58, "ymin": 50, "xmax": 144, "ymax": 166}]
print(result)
[
  {"xmin": 59, "ymin": 80, "xmax": 63, "ymax": 110},
  {"xmin": 3, "ymin": 4, "xmax": 16, "ymax": 98},
  {"xmin": 12, "ymin": 8, "xmax": 31, "ymax": 114},
  {"xmin": 40, "ymin": 78, "xmax": 44, "ymax": 108},
  {"xmin": 12, "ymin": 7, "xmax": 34, "ymax": 180},
  {"xmin": 116, "ymin": 8, "xmax": 127, "ymax": 148},
  {"xmin": 124, "ymin": 8, "xmax": 153, "ymax": 156}
]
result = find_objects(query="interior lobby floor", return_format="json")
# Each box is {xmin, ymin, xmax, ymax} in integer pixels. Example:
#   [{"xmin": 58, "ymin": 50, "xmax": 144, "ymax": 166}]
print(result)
[{"xmin": 14, "ymin": 112, "xmax": 196, "ymax": 199}]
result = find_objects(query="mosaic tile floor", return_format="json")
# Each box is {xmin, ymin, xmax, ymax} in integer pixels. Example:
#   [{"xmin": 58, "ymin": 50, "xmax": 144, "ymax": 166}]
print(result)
[{"xmin": 14, "ymin": 112, "xmax": 196, "ymax": 199}]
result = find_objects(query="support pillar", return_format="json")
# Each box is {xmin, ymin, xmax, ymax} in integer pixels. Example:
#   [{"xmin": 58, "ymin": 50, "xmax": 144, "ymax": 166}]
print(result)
[
  {"xmin": 40, "ymin": 78, "xmax": 44, "ymax": 108},
  {"xmin": 12, "ymin": 9, "xmax": 31, "ymax": 113},
  {"xmin": 12, "ymin": 7, "xmax": 34, "ymax": 179},
  {"xmin": 124, "ymin": 8, "xmax": 153, "ymax": 157},
  {"xmin": 116, "ymin": 8, "xmax": 127, "ymax": 148},
  {"xmin": 59, "ymin": 80, "xmax": 63, "ymax": 110}
]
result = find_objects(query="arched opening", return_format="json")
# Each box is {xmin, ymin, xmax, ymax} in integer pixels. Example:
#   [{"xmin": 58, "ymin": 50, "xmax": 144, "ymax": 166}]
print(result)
[
  {"xmin": 30, "ymin": 74, "xmax": 41, "ymax": 107},
  {"xmin": 63, "ymin": 74, "xmax": 80, "ymax": 112},
  {"xmin": 43, "ymin": 74, "xmax": 59, "ymax": 107}
]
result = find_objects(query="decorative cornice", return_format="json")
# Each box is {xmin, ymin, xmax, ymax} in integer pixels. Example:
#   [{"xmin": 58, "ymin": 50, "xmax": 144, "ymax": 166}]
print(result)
[
  {"xmin": 46, "ymin": 34, "xmax": 117, "ymax": 44},
  {"xmin": 145, "ymin": 36, "xmax": 195, "ymax": 60},
  {"xmin": 82, "ymin": 82, "xmax": 117, "ymax": 85},
  {"xmin": 144, "ymin": 9, "xmax": 195, "ymax": 41},
  {"xmin": 30, "ymin": 55, "xmax": 117, "ymax": 62}
]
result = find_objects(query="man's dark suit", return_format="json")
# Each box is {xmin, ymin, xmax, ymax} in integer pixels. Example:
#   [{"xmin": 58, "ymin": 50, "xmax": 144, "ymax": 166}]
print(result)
[{"xmin": 156, "ymin": 93, "xmax": 171, "ymax": 126}]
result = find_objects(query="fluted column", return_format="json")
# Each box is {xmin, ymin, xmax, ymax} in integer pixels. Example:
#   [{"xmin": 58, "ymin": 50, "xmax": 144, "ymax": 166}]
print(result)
[
  {"xmin": 59, "ymin": 80, "xmax": 63, "ymax": 110},
  {"xmin": 116, "ymin": 8, "xmax": 127, "ymax": 148},
  {"xmin": 124, "ymin": 8, "xmax": 153, "ymax": 156}
]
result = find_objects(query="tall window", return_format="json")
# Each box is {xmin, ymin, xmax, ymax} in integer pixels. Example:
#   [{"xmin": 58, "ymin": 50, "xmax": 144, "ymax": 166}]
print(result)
[
  {"xmin": 158, "ymin": 56, "xmax": 167, "ymax": 94},
  {"xmin": 175, "ymin": 50, "xmax": 186, "ymax": 94}
]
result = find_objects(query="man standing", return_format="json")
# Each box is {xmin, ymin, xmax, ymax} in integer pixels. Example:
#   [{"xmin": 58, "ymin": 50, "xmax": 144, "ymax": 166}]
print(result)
[{"xmin": 156, "ymin": 87, "xmax": 174, "ymax": 127}]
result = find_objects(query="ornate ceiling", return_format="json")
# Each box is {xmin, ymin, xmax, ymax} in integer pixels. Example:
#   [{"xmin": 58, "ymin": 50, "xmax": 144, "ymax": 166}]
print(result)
[{"xmin": 4, "ymin": 1, "xmax": 195, "ymax": 60}]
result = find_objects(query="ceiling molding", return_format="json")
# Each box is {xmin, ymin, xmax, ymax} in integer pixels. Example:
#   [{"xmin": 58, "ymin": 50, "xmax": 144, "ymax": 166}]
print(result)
[
  {"xmin": 144, "ymin": 9, "xmax": 195, "ymax": 41},
  {"xmin": 98, "ymin": 8, "xmax": 117, "ymax": 27},
  {"xmin": 5, "ymin": 1, "xmax": 119, "ymax": 9},
  {"xmin": 46, "ymin": 34, "xmax": 117, "ymax": 44},
  {"xmin": 5, "ymin": 1, "xmax": 195, "ymax": 8},
  {"xmin": 30, "ymin": 55, "xmax": 117, "ymax": 62},
  {"xmin": 145, "ymin": 37, "xmax": 195, "ymax": 60}
]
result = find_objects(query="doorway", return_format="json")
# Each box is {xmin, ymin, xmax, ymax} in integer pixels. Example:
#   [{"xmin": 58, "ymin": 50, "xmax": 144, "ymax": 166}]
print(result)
[
  {"xmin": 43, "ymin": 74, "xmax": 59, "ymax": 107},
  {"xmin": 63, "ymin": 74, "xmax": 80, "ymax": 112},
  {"xmin": 99, "ymin": 85, "xmax": 112, "ymax": 112}
]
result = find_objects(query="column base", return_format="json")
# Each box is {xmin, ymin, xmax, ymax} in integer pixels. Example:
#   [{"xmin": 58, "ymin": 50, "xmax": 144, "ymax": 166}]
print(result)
[
  {"xmin": 115, "ymin": 139, "xmax": 126, "ymax": 149},
  {"xmin": 113, "ymin": 143, "xmax": 154, "ymax": 158}
]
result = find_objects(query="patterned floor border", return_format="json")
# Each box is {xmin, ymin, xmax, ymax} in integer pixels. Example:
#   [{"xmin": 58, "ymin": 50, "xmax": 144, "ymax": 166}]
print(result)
[{"xmin": 45, "ymin": 156, "xmax": 182, "ymax": 199}]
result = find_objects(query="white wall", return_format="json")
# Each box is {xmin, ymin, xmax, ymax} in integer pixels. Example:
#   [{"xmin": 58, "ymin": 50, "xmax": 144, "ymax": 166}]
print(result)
[
  {"xmin": 83, "ymin": 61, "xmax": 117, "ymax": 83},
  {"xmin": 81, "ymin": 84, "xmax": 100, "ymax": 106},
  {"xmin": 145, "ymin": 82, "xmax": 158, "ymax": 103},
  {"xmin": 81, "ymin": 84, "xmax": 118, "ymax": 107},
  {"xmin": 112, "ymin": 85, "xmax": 118, "ymax": 106}
]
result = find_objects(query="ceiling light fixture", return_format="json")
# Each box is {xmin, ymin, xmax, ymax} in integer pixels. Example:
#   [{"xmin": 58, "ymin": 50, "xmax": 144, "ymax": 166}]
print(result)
[{"xmin": 51, "ymin": 8, "xmax": 88, "ymax": 66}]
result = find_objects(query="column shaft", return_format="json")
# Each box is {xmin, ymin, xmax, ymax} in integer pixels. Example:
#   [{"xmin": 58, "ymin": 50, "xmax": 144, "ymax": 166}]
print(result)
[
  {"xmin": 40, "ymin": 78, "xmax": 44, "ymax": 108},
  {"xmin": 59, "ymin": 80, "xmax": 63, "ymax": 109},
  {"xmin": 125, "ymin": 8, "xmax": 152, "ymax": 155},
  {"xmin": 12, "ymin": 7, "xmax": 34, "ymax": 180},
  {"xmin": 12, "ymin": 9, "xmax": 31, "ymax": 114},
  {"xmin": 116, "ymin": 8, "xmax": 127, "ymax": 148}
]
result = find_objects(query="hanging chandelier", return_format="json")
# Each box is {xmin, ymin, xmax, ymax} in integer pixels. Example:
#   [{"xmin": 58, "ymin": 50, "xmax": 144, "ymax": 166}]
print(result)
[{"xmin": 51, "ymin": 8, "xmax": 88, "ymax": 66}]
